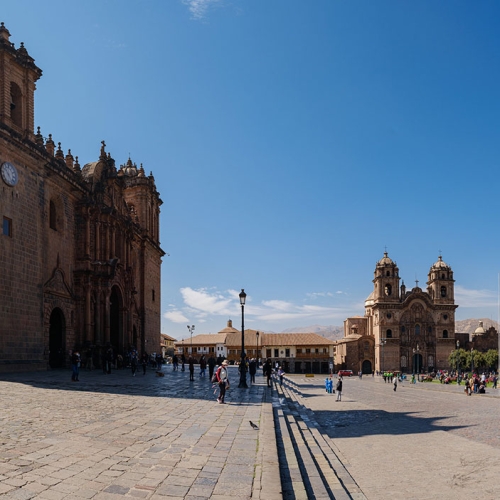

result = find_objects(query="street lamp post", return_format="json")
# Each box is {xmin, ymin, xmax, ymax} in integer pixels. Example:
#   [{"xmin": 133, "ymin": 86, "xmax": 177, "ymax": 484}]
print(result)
[
  {"xmin": 380, "ymin": 339, "xmax": 386, "ymax": 374},
  {"xmin": 471, "ymin": 348, "xmax": 474, "ymax": 374},
  {"xmin": 187, "ymin": 325, "xmax": 195, "ymax": 356},
  {"xmin": 239, "ymin": 289, "xmax": 248, "ymax": 388},
  {"xmin": 456, "ymin": 340, "xmax": 460, "ymax": 382},
  {"xmin": 256, "ymin": 331, "xmax": 260, "ymax": 367},
  {"xmin": 413, "ymin": 344, "xmax": 420, "ymax": 381}
]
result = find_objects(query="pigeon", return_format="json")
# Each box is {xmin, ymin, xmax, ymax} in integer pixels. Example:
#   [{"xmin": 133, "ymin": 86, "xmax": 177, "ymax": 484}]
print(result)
[{"xmin": 249, "ymin": 420, "xmax": 259, "ymax": 430}]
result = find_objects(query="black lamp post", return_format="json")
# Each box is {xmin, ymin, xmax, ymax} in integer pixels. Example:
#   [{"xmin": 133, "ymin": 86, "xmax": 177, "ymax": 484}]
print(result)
[
  {"xmin": 256, "ymin": 331, "xmax": 260, "ymax": 367},
  {"xmin": 381, "ymin": 339, "xmax": 386, "ymax": 373},
  {"xmin": 456, "ymin": 340, "xmax": 460, "ymax": 379},
  {"xmin": 238, "ymin": 289, "xmax": 248, "ymax": 388},
  {"xmin": 187, "ymin": 325, "xmax": 195, "ymax": 356},
  {"xmin": 413, "ymin": 344, "xmax": 420, "ymax": 380}
]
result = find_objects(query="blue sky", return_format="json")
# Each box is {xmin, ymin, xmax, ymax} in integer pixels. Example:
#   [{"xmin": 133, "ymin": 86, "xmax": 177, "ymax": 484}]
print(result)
[{"xmin": 3, "ymin": 1, "xmax": 500, "ymax": 339}]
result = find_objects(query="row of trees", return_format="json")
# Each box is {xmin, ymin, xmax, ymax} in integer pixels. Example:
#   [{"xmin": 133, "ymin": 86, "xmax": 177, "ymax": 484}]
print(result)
[{"xmin": 448, "ymin": 348, "xmax": 498, "ymax": 373}]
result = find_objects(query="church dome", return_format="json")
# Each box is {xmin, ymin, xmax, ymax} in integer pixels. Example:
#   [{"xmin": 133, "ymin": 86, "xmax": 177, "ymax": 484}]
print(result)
[
  {"xmin": 430, "ymin": 255, "xmax": 451, "ymax": 271},
  {"xmin": 377, "ymin": 252, "xmax": 394, "ymax": 266},
  {"xmin": 474, "ymin": 321, "xmax": 485, "ymax": 335}
]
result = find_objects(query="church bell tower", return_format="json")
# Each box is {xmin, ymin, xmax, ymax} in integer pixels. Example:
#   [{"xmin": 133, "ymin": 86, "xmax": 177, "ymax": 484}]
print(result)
[
  {"xmin": 0, "ymin": 22, "xmax": 42, "ymax": 138},
  {"xmin": 373, "ymin": 252, "xmax": 401, "ymax": 303}
]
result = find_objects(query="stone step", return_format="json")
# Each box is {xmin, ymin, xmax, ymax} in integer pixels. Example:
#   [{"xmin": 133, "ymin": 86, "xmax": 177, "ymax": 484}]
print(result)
[{"xmin": 275, "ymin": 378, "xmax": 367, "ymax": 500}]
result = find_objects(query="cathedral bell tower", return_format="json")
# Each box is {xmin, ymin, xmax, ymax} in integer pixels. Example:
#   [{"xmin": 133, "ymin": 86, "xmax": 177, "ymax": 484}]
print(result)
[
  {"xmin": 0, "ymin": 23, "xmax": 42, "ymax": 138},
  {"xmin": 427, "ymin": 255, "xmax": 455, "ymax": 304},
  {"xmin": 373, "ymin": 252, "xmax": 400, "ymax": 303}
]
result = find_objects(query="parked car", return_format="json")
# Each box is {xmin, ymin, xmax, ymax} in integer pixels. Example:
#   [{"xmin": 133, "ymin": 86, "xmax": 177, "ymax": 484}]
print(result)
[{"xmin": 338, "ymin": 370, "xmax": 353, "ymax": 377}]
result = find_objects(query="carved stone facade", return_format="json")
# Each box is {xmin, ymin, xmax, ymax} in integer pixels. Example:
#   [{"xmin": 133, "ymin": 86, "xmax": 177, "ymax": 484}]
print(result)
[
  {"xmin": 334, "ymin": 252, "xmax": 458, "ymax": 374},
  {"xmin": 0, "ymin": 24, "xmax": 164, "ymax": 372}
]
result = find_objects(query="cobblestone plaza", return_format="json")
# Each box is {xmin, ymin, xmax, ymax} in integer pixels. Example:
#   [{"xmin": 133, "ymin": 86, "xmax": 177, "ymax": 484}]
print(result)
[{"xmin": 1, "ymin": 367, "xmax": 499, "ymax": 499}]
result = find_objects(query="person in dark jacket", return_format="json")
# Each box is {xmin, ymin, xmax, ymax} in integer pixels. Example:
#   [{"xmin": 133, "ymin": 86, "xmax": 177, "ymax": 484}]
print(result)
[
  {"xmin": 263, "ymin": 359, "xmax": 273, "ymax": 387},
  {"xmin": 336, "ymin": 377, "xmax": 343, "ymax": 401},
  {"xmin": 188, "ymin": 356, "xmax": 195, "ymax": 381}
]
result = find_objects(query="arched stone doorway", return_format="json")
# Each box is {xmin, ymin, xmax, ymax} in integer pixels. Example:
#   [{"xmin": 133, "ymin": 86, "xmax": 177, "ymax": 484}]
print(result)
[
  {"xmin": 110, "ymin": 286, "xmax": 123, "ymax": 353},
  {"xmin": 412, "ymin": 353, "xmax": 423, "ymax": 374},
  {"xmin": 362, "ymin": 359, "xmax": 372, "ymax": 374},
  {"xmin": 49, "ymin": 308, "xmax": 65, "ymax": 368}
]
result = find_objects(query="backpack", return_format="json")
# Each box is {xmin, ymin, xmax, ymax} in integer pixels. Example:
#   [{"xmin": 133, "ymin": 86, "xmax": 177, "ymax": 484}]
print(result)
[{"xmin": 211, "ymin": 367, "xmax": 220, "ymax": 383}]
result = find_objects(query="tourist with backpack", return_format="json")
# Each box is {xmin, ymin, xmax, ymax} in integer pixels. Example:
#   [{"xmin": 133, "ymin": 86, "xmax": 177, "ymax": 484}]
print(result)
[{"xmin": 215, "ymin": 360, "xmax": 229, "ymax": 404}]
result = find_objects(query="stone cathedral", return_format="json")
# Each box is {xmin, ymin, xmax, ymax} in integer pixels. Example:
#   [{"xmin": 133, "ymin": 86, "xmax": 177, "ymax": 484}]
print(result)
[
  {"xmin": 334, "ymin": 252, "xmax": 458, "ymax": 374},
  {"xmin": 0, "ymin": 23, "xmax": 164, "ymax": 372}
]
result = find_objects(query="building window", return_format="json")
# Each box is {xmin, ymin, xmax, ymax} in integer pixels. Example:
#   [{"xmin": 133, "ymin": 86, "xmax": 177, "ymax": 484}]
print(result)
[
  {"xmin": 305, "ymin": 348, "xmax": 311, "ymax": 354},
  {"xmin": 415, "ymin": 324, "xmax": 421, "ymax": 335},
  {"xmin": 441, "ymin": 286, "xmax": 446, "ymax": 297},
  {"xmin": 2, "ymin": 217, "xmax": 12, "ymax": 237},
  {"xmin": 296, "ymin": 348, "xmax": 302, "ymax": 354},
  {"xmin": 10, "ymin": 82, "xmax": 22, "ymax": 127},
  {"xmin": 49, "ymin": 200, "xmax": 57, "ymax": 230},
  {"xmin": 386, "ymin": 329, "xmax": 392, "ymax": 338},
  {"xmin": 274, "ymin": 349, "xmax": 279, "ymax": 357},
  {"xmin": 364, "ymin": 342, "xmax": 369, "ymax": 351},
  {"xmin": 384, "ymin": 284, "xmax": 392, "ymax": 296},
  {"xmin": 285, "ymin": 348, "xmax": 290, "ymax": 357},
  {"xmin": 443, "ymin": 330, "xmax": 448, "ymax": 339},
  {"xmin": 152, "ymin": 289, "xmax": 155, "ymax": 302}
]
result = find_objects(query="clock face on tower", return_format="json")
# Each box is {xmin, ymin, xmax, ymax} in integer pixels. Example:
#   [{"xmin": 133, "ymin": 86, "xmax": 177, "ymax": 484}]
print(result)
[{"xmin": 1, "ymin": 162, "xmax": 18, "ymax": 187}]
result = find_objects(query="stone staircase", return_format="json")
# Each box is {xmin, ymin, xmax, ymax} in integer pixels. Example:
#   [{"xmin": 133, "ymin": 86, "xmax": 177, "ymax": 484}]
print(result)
[{"xmin": 272, "ymin": 377, "xmax": 367, "ymax": 500}]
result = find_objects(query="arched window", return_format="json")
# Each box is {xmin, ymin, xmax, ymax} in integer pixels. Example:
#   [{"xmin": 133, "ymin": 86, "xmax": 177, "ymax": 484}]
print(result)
[
  {"xmin": 386, "ymin": 271, "xmax": 390, "ymax": 277},
  {"xmin": 443, "ymin": 330, "xmax": 448, "ymax": 339},
  {"xmin": 49, "ymin": 200, "xmax": 57, "ymax": 230},
  {"xmin": 10, "ymin": 82, "xmax": 22, "ymax": 127},
  {"xmin": 415, "ymin": 324, "xmax": 421, "ymax": 335},
  {"xmin": 384, "ymin": 284, "xmax": 392, "ymax": 296},
  {"xmin": 440, "ymin": 286, "xmax": 446, "ymax": 297},
  {"xmin": 386, "ymin": 329, "xmax": 392, "ymax": 338}
]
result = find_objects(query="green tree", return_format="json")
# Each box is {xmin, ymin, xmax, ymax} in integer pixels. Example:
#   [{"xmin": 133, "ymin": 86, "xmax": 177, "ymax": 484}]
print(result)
[{"xmin": 483, "ymin": 349, "xmax": 498, "ymax": 371}]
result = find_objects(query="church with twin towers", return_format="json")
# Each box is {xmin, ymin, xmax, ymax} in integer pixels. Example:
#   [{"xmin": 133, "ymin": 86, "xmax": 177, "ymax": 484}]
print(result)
[{"xmin": 334, "ymin": 252, "xmax": 458, "ymax": 374}]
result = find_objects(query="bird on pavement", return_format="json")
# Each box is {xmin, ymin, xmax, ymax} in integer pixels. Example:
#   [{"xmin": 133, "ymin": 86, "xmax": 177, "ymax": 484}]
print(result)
[{"xmin": 249, "ymin": 420, "xmax": 259, "ymax": 430}]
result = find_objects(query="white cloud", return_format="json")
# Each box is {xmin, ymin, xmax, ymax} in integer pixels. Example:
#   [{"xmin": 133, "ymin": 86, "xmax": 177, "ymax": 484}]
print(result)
[
  {"xmin": 454, "ymin": 285, "xmax": 498, "ymax": 308},
  {"xmin": 182, "ymin": 0, "xmax": 221, "ymax": 20},
  {"xmin": 180, "ymin": 287, "xmax": 237, "ymax": 315},
  {"xmin": 306, "ymin": 292, "xmax": 334, "ymax": 299},
  {"xmin": 163, "ymin": 310, "xmax": 190, "ymax": 323}
]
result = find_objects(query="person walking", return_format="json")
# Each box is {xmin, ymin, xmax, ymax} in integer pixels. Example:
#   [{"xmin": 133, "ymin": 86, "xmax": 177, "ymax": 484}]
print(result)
[
  {"xmin": 263, "ymin": 358, "xmax": 273, "ymax": 388},
  {"xmin": 208, "ymin": 355, "xmax": 216, "ymax": 381},
  {"xmin": 249, "ymin": 358, "xmax": 257, "ymax": 384},
  {"xmin": 71, "ymin": 350, "xmax": 81, "ymax": 381},
  {"xmin": 141, "ymin": 352, "xmax": 148, "ymax": 375},
  {"xmin": 278, "ymin": 366, "xmax": 285, "ymax": 386},
  {"xmin": 181, "ymin": 353, "xmax": 186, "ymax": 372},
  {"xmin": 188, "ymin": 355, "xmax": 195, "ymax": 381},
  {"xmin": 336, "ymin": 376, "xmax": 343, "ymax": 401},
  {"xmin": 216, "ymin": 360, "xmax": 230, "ymax": 404},
  {"xmin": 199, "ymin": 355, "xmax": 207, "ymax": 378},
  {"xmin": 130, "ymin": 350, "xmax": 138, "ymax": 376},
  {"xmin": 172, "ymin": 354, "xmax": 178, "ymax": 371},
  {"xmin": 393, "ymin": 374, "xmax": 398, "ymax": 392}
]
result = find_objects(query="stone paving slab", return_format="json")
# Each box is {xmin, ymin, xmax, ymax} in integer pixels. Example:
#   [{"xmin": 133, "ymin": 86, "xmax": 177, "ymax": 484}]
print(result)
[
  {"xmin": 281, "ymin": 374, "xmax": 500, "ymax": 500},
  {"xmin": 0, "ymin": 366, "xmax": 281, "ymax": 499}
]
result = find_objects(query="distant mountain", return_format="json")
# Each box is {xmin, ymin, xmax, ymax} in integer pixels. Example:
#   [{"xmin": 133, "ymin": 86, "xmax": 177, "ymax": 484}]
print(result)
[
  {"xmin": 281, "ymin": 324, "xmax": 344, "ymax": 341},
  {"xmin": 279, "ymin": 318, "xmax": 499, "ymax": 341},
  {"xmin": 455, "ymin": 318, "xmax": 499, "ymax": 334}
]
